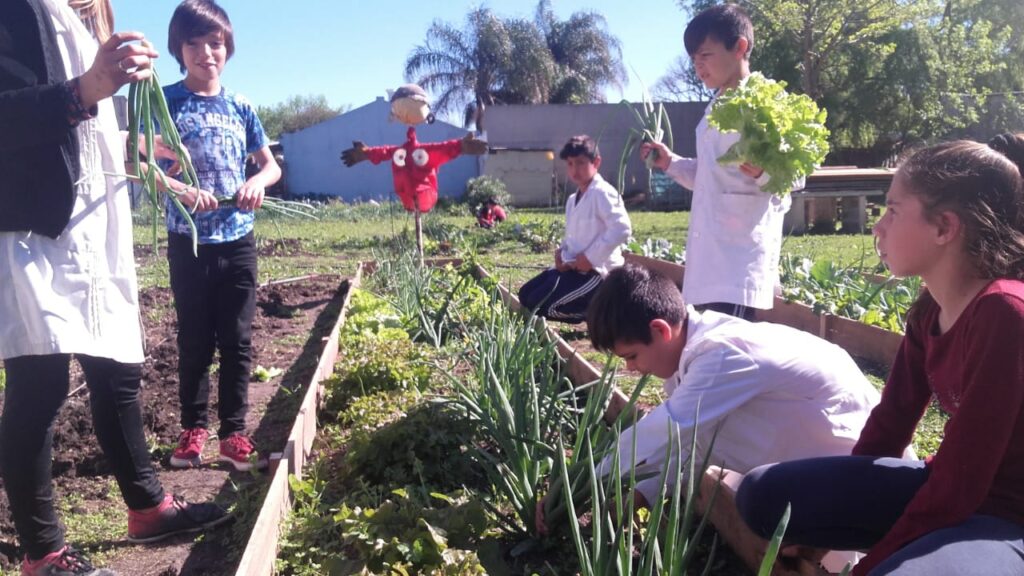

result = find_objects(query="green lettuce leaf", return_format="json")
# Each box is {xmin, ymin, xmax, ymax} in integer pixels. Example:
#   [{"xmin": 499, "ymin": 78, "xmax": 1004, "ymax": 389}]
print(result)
[{"xmin": 708, "ymin": 73, "xmax": 830, "ymax": 196}]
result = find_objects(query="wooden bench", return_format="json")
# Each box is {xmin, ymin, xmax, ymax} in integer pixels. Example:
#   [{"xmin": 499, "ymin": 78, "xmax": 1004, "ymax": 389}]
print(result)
[{"xmin": 784, "ymin": 167, "xmax": 894, "ymax": 235}]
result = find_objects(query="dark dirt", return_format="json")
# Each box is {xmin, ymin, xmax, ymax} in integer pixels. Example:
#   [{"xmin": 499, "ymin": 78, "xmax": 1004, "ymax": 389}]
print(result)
[{"xmin": 0, "ymin": 274, "xmax": 349, "ymax": 575}]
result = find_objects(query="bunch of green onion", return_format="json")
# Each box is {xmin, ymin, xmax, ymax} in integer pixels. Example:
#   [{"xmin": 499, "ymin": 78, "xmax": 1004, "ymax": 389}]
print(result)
[{"xmin": 126, "ymin": 65, "xmax": 199, "ymax": 254}]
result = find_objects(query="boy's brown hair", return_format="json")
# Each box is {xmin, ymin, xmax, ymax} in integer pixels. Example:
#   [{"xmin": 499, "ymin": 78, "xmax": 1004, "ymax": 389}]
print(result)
[
  {"xmin": 168, "ymin": 0, "xmax": 235, "ymax": 73},
  {"xmin": 587, "ymin": 265, "xmax": 686, "ymax": 351},
  {"xmin": 684, "ymin": 4, "xmax": 754, "ymax": 58}
]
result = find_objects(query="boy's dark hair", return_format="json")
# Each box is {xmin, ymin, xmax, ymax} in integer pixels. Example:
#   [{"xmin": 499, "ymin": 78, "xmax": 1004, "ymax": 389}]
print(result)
[
  {"xmin": 684, "ymin": 4, "xmax": 754, "ymax": 57},
  {"xmin": 559, "ymin": 135, "xmax": 600, "ymax": 162},
  {"xmin": 587, "ymin": 265, "xmax": 686, "ymax": 351},
  {"xmin": 168, "ymin": 0, "xmax": 235, "ymax": 74}
]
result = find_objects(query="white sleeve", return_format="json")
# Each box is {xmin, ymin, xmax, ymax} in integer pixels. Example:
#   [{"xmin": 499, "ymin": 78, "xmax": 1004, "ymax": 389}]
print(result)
[
  {"xmin": 664, "ymin": 341, "xmax": 764, "ymax": 447},
  {"xmin": 665, "ymin": 153, "xmax": 698, "ymax": 190},
  {"xmin": 582, "ymin": 186, "xmax": 632, "ymax": 267},
  {"xmin": 597, "ymin": 403, "xmax": 675, "ymax": 484}
]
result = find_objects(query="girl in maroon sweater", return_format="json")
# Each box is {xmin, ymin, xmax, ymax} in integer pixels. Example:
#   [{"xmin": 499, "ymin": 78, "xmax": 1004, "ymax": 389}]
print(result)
[{"xmin": 735, "ymin": 136, "xmax": 1024, "ymax": 575}]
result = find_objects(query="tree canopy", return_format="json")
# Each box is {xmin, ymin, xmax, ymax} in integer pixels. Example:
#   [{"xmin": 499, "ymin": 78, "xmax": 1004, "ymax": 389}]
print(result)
[
  {"xmin": 664, "ymin": 0, "xmax": 1024, "ymax": 157},
  {"xmin": 404, "ymin": 1, "xmax": 625, "ymax": 131},
  {"xmin": 257, "ymin": 95, "xmax": 349, "ymax": 141}
]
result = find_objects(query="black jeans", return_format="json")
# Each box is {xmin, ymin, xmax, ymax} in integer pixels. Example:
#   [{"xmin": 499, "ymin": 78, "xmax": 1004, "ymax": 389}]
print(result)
[
  {"xmin": 0, "ymin": 354, "xmax": 165, "ymax": 560},
  {"xmin": 167, "ymin": 231, "xmax": 257, "ymax": 439}
]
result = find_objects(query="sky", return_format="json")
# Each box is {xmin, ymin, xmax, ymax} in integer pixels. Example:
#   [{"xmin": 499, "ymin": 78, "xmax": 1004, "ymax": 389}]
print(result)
[{"xmin": 115, "ymin": 0, "xmax": 689, "ymax": 121}]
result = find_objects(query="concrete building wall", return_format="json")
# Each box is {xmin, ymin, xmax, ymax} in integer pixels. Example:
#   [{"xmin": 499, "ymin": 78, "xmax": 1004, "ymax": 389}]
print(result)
[
  {"xmin": 482, "ymin": 149, "xmax": 556, "ymax": 207},
  {"xmin": 485, "ymin": 102, "xmax": 706, "ymax": 199},
  {"xmin": 280, "ymin": 97, "xmax": 480, "ymax": 201}
]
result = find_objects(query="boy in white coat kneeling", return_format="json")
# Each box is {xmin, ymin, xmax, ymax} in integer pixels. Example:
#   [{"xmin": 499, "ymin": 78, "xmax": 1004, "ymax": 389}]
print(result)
[{"xmin": 518, "ymin": 135, "xmax": 632, "ymax": 323}]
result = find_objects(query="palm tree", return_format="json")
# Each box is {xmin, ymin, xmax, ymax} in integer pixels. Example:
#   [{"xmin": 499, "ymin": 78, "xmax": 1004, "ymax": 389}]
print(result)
[
  {"xmin": 405, "ymin": 9, "xmax": 554, "ymax": 132},
  {"xmin": 406, "ymin": 3, "xmax": 626, "ymax": 130},
  {"xmin": 534, "ymin": 0, "xmax": 627, "ymax": 104}
]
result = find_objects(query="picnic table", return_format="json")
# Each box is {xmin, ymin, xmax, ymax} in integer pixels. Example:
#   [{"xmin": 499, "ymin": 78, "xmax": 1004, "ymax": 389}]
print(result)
[{"xmin": 784, "ymin": 167, "xmax": 895, "ymax": 234}]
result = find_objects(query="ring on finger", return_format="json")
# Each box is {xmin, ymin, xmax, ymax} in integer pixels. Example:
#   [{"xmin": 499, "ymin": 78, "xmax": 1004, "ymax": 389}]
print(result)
[{"xmin": 118, "ymin": 59, "xmax": 130, "ymax": 72}]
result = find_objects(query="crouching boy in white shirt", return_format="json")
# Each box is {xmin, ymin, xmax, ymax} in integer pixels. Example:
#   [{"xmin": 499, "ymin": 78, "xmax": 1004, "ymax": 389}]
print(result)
[
  {"xmin": 545, "ymin": 264, "xmax": 888, "ymax": 573},
  {"xmin": 518, "ymin": 135, "xmax": 632, "ymax": 323}
]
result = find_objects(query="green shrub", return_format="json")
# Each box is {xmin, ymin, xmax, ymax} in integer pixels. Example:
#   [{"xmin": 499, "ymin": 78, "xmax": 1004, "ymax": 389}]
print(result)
[
  {"xmin": 344, "ymin": 401, "xmax": 483, "ymax": 492},
  {"xmin": 325, "ymin": 333, "xmax": 431, "ymax": 415},
  {"xmin": 463, "ymin": 175, "xmax": 511, "ymax": 210},
  {"xmin": 332, "ymin": 490, "xmax": 488, "ymax": 575}
]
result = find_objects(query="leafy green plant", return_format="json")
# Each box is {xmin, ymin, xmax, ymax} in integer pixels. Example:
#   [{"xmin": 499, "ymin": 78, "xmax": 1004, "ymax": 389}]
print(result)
[
  {"xmin": 463, "ymin": 175, "xmax": 511, "ymax": 210},
  {"xmin": 446, "ymin": 301, "xmax": 575, "ymax": 540},
  {"xmin": 332, "ymin": 489, "xmax": 488, "ymax": 575},
  {"xmin": 511, "ymin": 217, "xmax": 564, "ymax": 253},
  {"xmin": 344, "ymin": 288, "xmax": 404, "ymax": 337},
  {"xmin": 779, "ymin": 255, "xmax": 920, "ymax": 332},
  {"xmin": 251, "ymin": 364, "xmax": 282, "ymax": 382},
  {"xmin": 708, "ymin": 73, "xmax": 829, "ymax": 196},
  {"xmin": 344, "ymin": 401, "xmax": 484, "ymax": 492},
  {"xmin": 556, "ymin": 410, "xmax": 719, "ymax": 575},
  {"xmin": 0, "ymin": 367, "xmax": 5, "ymax": 393},
  {"xmin": 541, "ymin": 360, "xmax": 651, "ymax": 533},
  {"xmin": 279, "ymin": 470, "xmax": 487, "ymax": 576},
  {"xmin": 327, "ymin": 333, "xmax": 432, "ymax": 414},
  {"xmin": 376, "ymin": 256, "xmax": 475, "ymax": 348},
  {"xmin": 625, "ymin": 237, "xmax": 686, "ymax": 264}
]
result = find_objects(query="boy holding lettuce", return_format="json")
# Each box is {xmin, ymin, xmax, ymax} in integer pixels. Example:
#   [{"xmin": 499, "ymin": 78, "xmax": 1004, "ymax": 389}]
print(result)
[{"xmin": 643, "ymin": 4, "xmax": 802, "ymax": 321}]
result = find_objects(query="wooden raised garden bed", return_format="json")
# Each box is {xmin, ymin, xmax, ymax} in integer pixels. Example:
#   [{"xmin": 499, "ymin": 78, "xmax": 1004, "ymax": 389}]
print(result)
[
  {"xmin": 233, "ymin": 260, "xmax": 635, "ymax": 575},
  {"xmin": 622, "ymin": 253, "xmax": 904, "ymax": 367}
]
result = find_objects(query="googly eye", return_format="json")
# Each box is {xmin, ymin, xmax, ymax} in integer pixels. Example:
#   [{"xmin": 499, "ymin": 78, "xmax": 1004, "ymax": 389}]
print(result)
[
  {"xmin": 392, "ymin": 149, "xmax": 407, "ymax": 167},
  {"xmin": 412, "ymin": 148, "xmax": 429, "ymax": 167}
]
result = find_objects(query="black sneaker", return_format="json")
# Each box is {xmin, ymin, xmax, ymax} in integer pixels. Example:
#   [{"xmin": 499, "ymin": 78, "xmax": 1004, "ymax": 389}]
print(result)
[
  {"xmin": 126, "ymin": 494, "xmax": 232, "ymax": 544},
  {"xmin": 21, "ymin": 546, "xmax": 116, "ymax": 576}
]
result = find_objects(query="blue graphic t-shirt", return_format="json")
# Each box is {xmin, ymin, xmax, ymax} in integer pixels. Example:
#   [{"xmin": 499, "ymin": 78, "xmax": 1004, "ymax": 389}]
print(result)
[{"xmin": 161, "ymin": 81, "xmax": 268, "ymax": 243}]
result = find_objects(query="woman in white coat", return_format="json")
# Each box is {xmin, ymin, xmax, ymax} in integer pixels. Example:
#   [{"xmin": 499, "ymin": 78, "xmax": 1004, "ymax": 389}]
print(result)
[{"xmin": 0, "ymin": 1, "xmax": 227, "ymax": 574}]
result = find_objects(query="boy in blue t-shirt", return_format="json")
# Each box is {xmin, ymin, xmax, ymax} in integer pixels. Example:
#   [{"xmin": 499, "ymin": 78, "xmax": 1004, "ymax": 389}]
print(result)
[{"xmin": 160, "ymin": 0, "xmax": 281, "ymax": 472}]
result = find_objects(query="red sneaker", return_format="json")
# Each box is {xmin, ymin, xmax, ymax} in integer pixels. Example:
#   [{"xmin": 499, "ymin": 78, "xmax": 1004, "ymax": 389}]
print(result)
[
  {"xmin": 218, "ymin": 434, "xmax": 266, "ymax": 472},
  {"xmin": 169, "ymin": 428, "xmax": 209, "ymax": 468},
  {"xmin": 127, "ymin": 493, "xmax": 231, "ymax": 544},
  {"xmin": 21, "ymin": 546, "xmax": 116, "ymax": 576}
]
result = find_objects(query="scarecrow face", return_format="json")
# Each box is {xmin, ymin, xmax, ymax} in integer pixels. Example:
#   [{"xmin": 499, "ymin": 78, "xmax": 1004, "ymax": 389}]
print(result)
[{"xmin": 391, "ymin": 96, "xmax": 431, "ymax": 125}]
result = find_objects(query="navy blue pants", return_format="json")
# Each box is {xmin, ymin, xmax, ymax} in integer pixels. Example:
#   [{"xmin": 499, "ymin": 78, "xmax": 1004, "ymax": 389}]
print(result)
[
  {"xmin": 1, "ymin": 354, "xmax": 165, "ymax": 559},
  {"xmin": 517, "ymin": 268, "xmax": 602, "ymax": 323},
  {"xmin": 737, "ymin": 456, "xmax": 1024, "ymax": 574},
  {"xmin": 167, "ymin": 231, "xmax": 257, "ymax": 439}
]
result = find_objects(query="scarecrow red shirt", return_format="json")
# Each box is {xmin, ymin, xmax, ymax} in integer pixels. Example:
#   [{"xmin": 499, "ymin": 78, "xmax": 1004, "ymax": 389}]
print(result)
[{"xmin": 362, "ymin": 126, "xmax": 463, "ymax": 213}]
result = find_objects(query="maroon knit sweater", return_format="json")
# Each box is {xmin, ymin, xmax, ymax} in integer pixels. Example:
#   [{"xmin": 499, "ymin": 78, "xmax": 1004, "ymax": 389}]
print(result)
[{"xmin": 851, "ymin": 279, "xmax": 1024, "ymax": 575}]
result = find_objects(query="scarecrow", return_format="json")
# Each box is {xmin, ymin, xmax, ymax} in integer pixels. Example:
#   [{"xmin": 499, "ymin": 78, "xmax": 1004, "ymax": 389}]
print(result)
[{"xmin": 340, "ymin": 84, "xmax": 488, "ymax": 257}]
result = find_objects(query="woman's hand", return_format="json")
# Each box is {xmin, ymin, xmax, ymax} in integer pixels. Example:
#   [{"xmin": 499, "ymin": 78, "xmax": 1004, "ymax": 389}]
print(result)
[
  {"xmin": 140, "ymin": 135, "xmax": 186, "ymax": 176},
  {"xmin": 78, "ymin": 32, "xmax": 158, "ymax": 109}
]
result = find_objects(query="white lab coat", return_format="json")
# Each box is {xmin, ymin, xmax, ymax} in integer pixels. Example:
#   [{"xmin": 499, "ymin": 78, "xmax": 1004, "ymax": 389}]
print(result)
[
  {"xmin": 601, "ymin": 308, "xmax": 880, "ymax": 504},
  {"xmin": 0, "ymin": 0, "xmax": 144, "ymax": 364},
  {"xmin": 666, "ymin": 99, "xmax": 795, "ymax": 309},
  {"xmin": 560, "ymin": 174, "xmax": 632, "ymax": 276}
]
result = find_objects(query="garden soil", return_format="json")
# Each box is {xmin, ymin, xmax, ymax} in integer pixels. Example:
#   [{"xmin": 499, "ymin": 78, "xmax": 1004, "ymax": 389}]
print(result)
[{"xmin": 0, "ymin": 270, "xmax": 349, "ymax": 576}]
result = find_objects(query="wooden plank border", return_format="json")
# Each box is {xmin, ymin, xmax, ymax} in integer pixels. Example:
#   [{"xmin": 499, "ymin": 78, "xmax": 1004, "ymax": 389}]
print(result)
[{"xmin": 234, "ymin": 267, "xmax": 361, "ymax": 576}]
